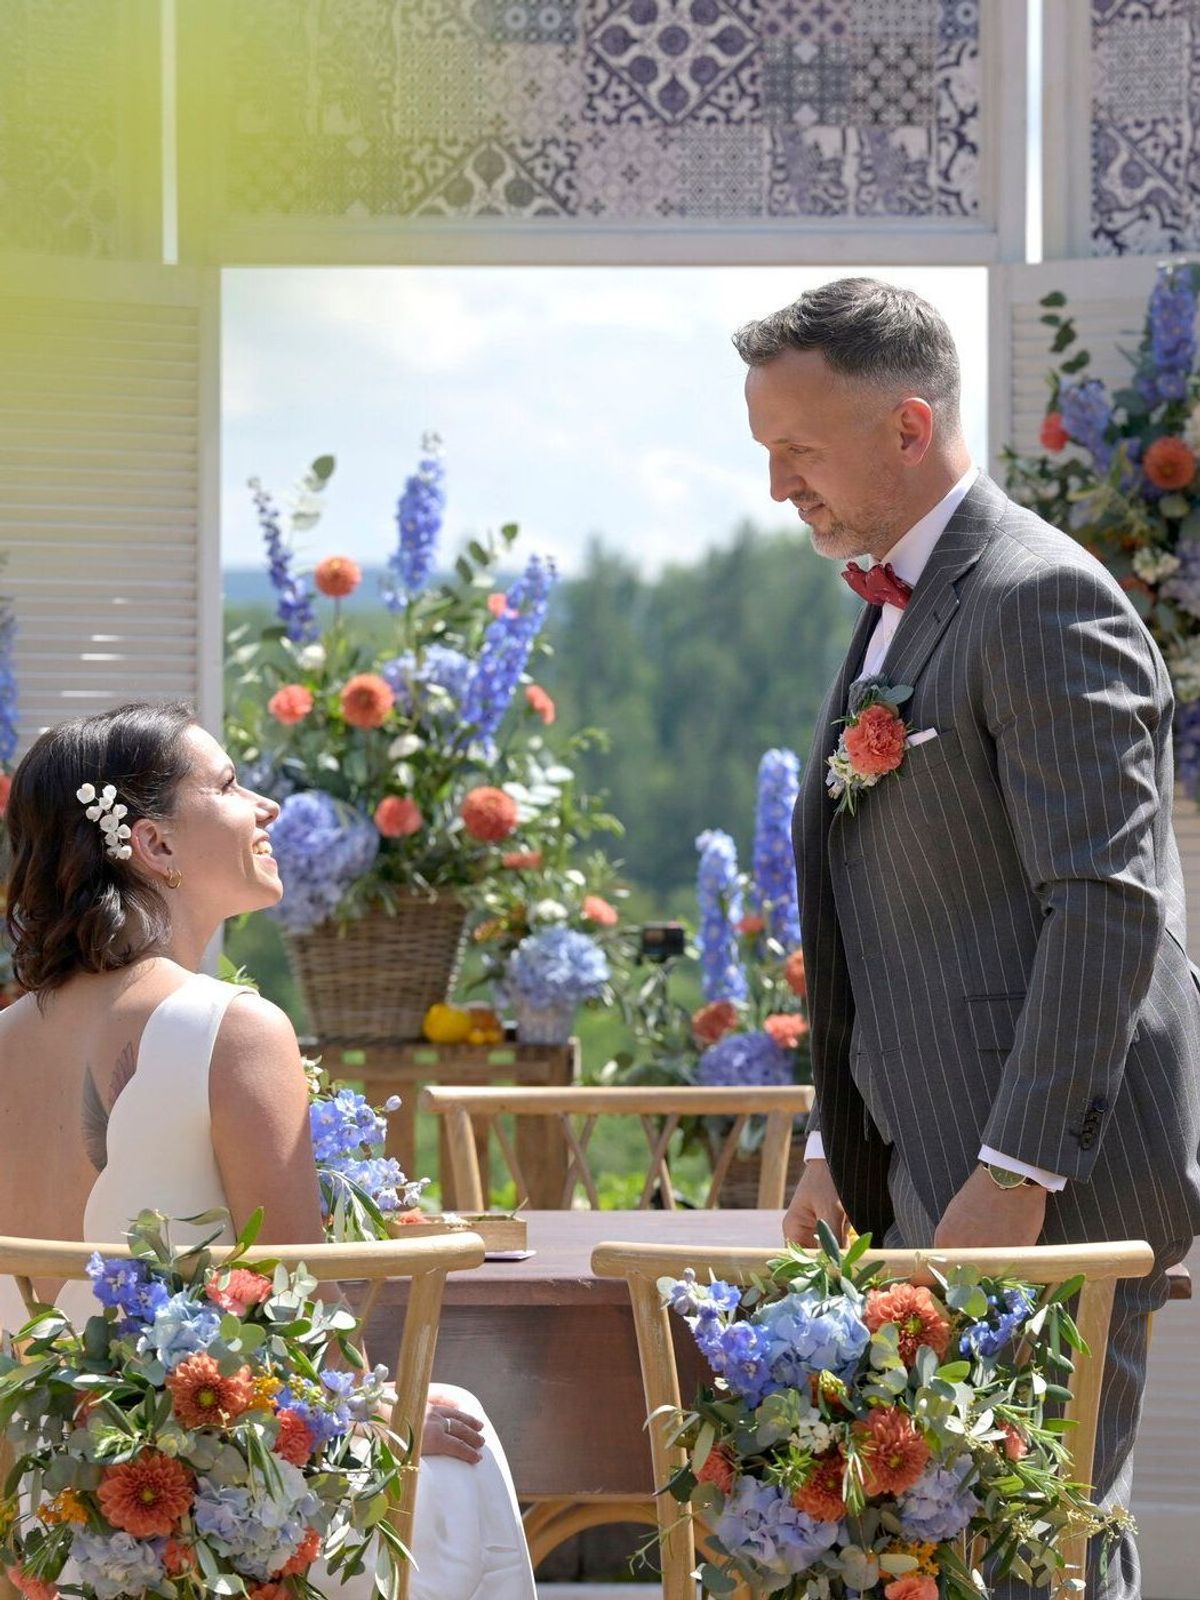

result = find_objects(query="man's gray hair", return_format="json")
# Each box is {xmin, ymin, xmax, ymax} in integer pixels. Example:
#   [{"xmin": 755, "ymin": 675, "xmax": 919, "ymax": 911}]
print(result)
[{"xmin": 732, "ymin": 276, "xmax": 961, "ymax": 420}]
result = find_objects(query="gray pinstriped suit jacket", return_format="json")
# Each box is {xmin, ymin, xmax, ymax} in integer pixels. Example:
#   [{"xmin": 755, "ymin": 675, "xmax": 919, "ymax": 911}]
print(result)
[{"xmin": 794, "ymin": 472, "xmax": 1200, "ymax": 1257}]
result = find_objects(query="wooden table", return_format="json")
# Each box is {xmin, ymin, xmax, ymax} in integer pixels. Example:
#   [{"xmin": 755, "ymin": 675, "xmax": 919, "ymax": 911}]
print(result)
[
  {"xmin": 363, "ymin": 1210, "xmax": 1192, "ymax": 1502},
  {"xmin": 302, "ymin": 1036, "xmax": 580, "ymax": 1205}
]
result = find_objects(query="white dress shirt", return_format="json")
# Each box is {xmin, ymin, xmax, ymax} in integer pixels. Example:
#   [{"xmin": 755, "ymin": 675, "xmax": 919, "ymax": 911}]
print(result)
[{"xmin": 803, "ymin": 465, "xmax": 1067, "ymax": 1193}]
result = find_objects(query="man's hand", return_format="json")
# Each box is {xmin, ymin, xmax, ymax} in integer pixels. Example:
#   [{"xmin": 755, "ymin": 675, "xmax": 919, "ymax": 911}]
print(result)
[
  {"xmin": 782, "ymin": 1158, "xmax": 849, "ymax": 1248},
  {"xmin": 934, "ymin": 1166, "xmax": 1047, "ymax": 1249}
]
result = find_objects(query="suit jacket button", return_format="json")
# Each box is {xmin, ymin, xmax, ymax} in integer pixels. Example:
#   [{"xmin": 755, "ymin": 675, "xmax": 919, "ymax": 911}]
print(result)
[
  {"xmin": 1090, "ymin": 1097, "xmax": 1108, "ymax": 1112},
  {"xmin": 1080, "ymin": 1133, "xmax": 1095, "ymax": 1149}
]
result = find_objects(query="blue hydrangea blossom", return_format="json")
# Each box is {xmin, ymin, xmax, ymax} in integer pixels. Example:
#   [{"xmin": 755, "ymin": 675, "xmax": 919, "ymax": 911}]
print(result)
[
  {"xmin": 695, "ymin": 1030, "xmax": 793, "ymax": 1088},
  {"xmin": 714, "ymin": 1477, "xmax": 841, "ymax": 1578},
  {"xmin": 381, "ymin": 644, "xmax": 472, "ymax": 720},
  {"xmin": 265, "ymin": 790, "xmax": 380, "ymax": 934},
  {"xmin": 505, "ymin": 926, "xmax": 610, "ymax": 1008},
  {"xmin": 71, "ymin": 1530, "xmax": 167, "ymax": 1599},
  {"xmin": 755, "ymin": 1288, "xmax": 871, "ymax": 1385},
  {"xmin": 896, "ymin": 1455, "xmax": 980, "ymax": 1542},
  {"xmin": 695, "ymin": 829, "xmax": 748, "ymax": 1002}
]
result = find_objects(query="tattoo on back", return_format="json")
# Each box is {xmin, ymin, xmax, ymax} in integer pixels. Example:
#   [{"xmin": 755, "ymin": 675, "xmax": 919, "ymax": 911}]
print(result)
[{"xmin": 80, "ymin": 1041, "xmax": 137, "ymax": 1173}]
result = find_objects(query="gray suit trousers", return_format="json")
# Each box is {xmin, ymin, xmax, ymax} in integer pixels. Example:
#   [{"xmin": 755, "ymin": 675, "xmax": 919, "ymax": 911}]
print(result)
[{"xmin": 885, "ymin": 1153, "xmax": 1164, "ymax": 1600}]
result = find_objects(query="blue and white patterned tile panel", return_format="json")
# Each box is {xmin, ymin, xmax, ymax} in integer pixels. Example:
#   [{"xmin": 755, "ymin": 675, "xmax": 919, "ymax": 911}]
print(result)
[
  {"xmin": 1091, "ymin": 0, "xmax": 1200, "ymax": 254},
  {"xmin": 213, "ymin": 0, "xmax": 982, "ymax": 224}
]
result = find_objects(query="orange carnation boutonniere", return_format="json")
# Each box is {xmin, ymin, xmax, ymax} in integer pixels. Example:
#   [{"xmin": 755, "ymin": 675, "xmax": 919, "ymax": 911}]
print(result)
[{"xmin": 827, "ymin": 678, "xmax": 913, "ymax": 818}]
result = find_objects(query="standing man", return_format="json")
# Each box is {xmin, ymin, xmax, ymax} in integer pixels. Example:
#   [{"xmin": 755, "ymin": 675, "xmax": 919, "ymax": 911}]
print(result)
[{"xmin": 735, "ymin": 277, "xmax": 1200, "ymax": 1600}]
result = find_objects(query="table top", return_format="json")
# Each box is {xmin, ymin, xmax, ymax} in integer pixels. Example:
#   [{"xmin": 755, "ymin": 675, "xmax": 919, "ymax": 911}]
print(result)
[{"xmin": 421, "ymin": 1210, "xmax": 1193, "ymax": 1305}]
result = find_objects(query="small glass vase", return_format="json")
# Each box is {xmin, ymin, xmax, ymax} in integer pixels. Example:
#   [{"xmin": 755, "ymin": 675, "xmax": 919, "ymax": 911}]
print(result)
[{"xmin": 511, "ymin": 993, "xmax": 577, "ymax": 1045}]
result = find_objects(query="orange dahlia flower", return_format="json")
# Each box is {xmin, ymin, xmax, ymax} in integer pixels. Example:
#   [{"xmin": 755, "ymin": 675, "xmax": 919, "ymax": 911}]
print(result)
[
  {"xmin": 268, "ymin": 684, "xmax": 314, "ymax": 725},
  {"xmin": 792, "ymin": 1450, "xmax": 847, "ymax": 1521},
  {"xmin": 1144, "ymin": 435, "xmax": 1196, "ymax": 491},
  {"xmin": 582, "ymin": 894, "xmax": 618, "ymax": 927},
  {"xmin": 276, "ymin": 1527, "xmax": 322, "ymax": 1577},
  {"xmin": 340, "ymin": 673, "xmax": 395, "ymax": 729},
  {"xmin": 502, "ymin": 849, "xmax": 543, "ymax": 870},
  {"xmin": 166, "ymin": 1352, "xmax": 254, "ymax": 1429},
  {"xmin": 864, "ymin": 1283, "xmax": 952, "ymax": 1366},
  {"xmin": 274, "ymin": 1408, "xmax": 317, "ymax": 1467},
  {"xmin": 461, "ymin": 785, "xmax": 519, "ymax": 841},
  {"xmin": 205, "ymin": 1267, "xmax": 273, "ymax": 1316},
  {"xmin": 6, "ymin": 1567, "xmax": 58, "ymax": 1600},
  {"xmin": 885, "ymin": 1578, "xmax": 939, "ymax": 1600},
  {"xmin": 692, "ymin": 999, "xmax": 740, "ymax": 1046},
  {"xmin": 764, "ymin": 1012, "xmax": 809, "ymax": 1049},
  {"xmin": 844, "ymin": 704, "xmax": 906, "ymax": 776},
  {"xmin": 783, "ymin": 949, "xmax": 807, "ymax": 997},
  {"xmin": 314, "ymin": 555, "xmax": 362, "ymax": 598},
  {"xmin": 248, "ymin": 1585, "xmax": 288, "ymax": 1600},
  {"xmin": 737, "ymin": 914, "xmax": 766, "ymax": 936},
  {"xmin": 695, "ymin": 1443, "xmax": 736, "ymax": 1495},
  {"xmin": 97, "ymin": 1449, "xmax": 194, "ymax": 1537},
  {"xmin": 524, "ymin": 684, "xmax": 556, "ymax": 725},
  {"xmin": 1039, "ymin": 411, "xmax": 1068, "ymax": 452},
  {"xmin": 163, "ymin": 1538, "xmax": 197, "ymax": 1577},
  {"xmin": 375, "ymin": 795, "xmax": 424, "ymax": 838},
  {"xmin": 855, "ymin": 1407, "xmax": 931, "ymax": 1497}
]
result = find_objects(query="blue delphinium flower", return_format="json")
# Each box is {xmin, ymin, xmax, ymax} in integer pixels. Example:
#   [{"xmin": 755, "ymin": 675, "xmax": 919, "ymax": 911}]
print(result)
[
  {"xmin": 381, "ymin": 644, "xmax": 473, "ymax": 719},
  {"xmin": 85, "ymin": 1254, "xmax": 170, "ymax": 1329},
  {"xmin": 1176, "ymin": 699, "xmax": 1200, "ymax": 801},
  {"xmin": 1162, "ymin": 538, "xmax": 1200, "ymax": 619},
  {"xmin": 249, "ymin": 478, "xmax": 319, "ymax": 644},
  {"xmin": 960, "ymin": 1284, "xmax": 1037, "ymax": 1359},
  {"xmin": 506, "ymin": 925, "xmax": 610, "ymax": 1008},
  {"xmin": 662, "ymin": 1268, "xmax": 743, "ymax": 1318},
  {"xmin": 695, "ymin": 829, "xmax": 748, "ymax": 1002},
  {"xmin": 715, "ymin": 1477, "xmax": 841, "ymax": 1578},
  {"xmin": 142, "ymin": 1291, "xmax": 223, "ymax": 1371},
  {"xmin": 265, "ymin": 790, "xmax": 380, "ymax": 934},
  {"xmin": 695, "ymin": 1030, "xmax": 793, "ymax": 1089},
  {"xmin": 311, "ymin": 1086, "xmax": 388, "ymax": 1160},
  {"xmin": 192, "ymin": 1461, "xmax": 320, "ymax": 1579},
  {"xmin": 896, "ymin": 1455, "xmax": 980, "ymax": 1542},
  {"xmin": 752, "ymin": 748, "xmax": 802, "ymax": 948},
  {"xmin": 384, "ymin": 432, "xmax": 446, "ymax": 606},
  {"xmin": 1138, "ymin": 264, "xmax": 1197, "ymax": 408},
  {"xmin": 756, "ymin": 1289, "xmax": 871, "ymax": 1385},
  {"xmin": 1059, "ymin": 379, "xmax": 1114, "ymax": 473},
  {"xmin": 71, "ymin": 1529, "xmax": 167, "ymax": 1599},
  {"xmin": 690, "ymin": 1312, "xmax": 780, "ymax": 1408},
  {"xmin": 0, "ymin": 601, "xmax": 17, "ymax": 766},
  {"xmin": 459, "ymin": 553, "xmax": 556, "ymax": 748},
  {"xmin": 275, "ymin": 1375, "xmax": 354, "ymax": 1447}
]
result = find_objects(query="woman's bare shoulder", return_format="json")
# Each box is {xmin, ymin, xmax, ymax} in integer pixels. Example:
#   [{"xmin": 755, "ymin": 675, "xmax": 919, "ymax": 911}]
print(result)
[{"xmin": 211, "ymin": 990, "xmax": 303, "ymax": 1092}]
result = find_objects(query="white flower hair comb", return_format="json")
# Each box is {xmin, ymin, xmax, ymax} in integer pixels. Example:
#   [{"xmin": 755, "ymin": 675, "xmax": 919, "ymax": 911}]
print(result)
[{"xmin": 76, "ymin": 782, "xmax": 132, "ymax": 861}]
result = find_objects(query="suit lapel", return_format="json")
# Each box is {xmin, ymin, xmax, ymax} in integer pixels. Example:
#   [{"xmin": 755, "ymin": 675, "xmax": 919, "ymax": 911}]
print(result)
[{"xmin": 880, "ymin": 473, "xmax": 1006, "ymax": 691}]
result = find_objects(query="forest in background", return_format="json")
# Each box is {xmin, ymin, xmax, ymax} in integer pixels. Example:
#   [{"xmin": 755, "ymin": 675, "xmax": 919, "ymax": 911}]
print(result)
[{"xmin": 223, "ymin": 522, "xmax": 853, "ymax": 1048}]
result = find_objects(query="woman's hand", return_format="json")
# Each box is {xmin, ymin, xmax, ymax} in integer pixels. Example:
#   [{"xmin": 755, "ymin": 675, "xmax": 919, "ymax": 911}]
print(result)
[{"xmin": 422, "ymin": 1391, "xmax": 485, "ymax": 1464}]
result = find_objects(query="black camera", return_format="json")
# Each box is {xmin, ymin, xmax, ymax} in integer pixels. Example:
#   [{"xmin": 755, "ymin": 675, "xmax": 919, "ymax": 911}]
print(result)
[{"xmin": 638, "ymin": 921, "xmax": 686, "ymax": 963}]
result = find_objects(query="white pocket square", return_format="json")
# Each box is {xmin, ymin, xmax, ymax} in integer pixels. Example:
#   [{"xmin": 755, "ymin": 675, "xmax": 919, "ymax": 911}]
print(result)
[{"xmin": 905, "ymin": 728, "xmax": 939, "ymax": 748}]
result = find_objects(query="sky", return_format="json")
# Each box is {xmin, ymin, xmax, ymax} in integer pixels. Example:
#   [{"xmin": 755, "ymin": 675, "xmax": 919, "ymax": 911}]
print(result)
[{"xmin": 220, "ymin": 264, "xmax": 990, "ymax": 580}]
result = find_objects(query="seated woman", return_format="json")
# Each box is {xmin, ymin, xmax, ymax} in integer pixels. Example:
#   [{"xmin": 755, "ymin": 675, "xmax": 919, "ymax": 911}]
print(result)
[{"xmin": 0, "ymin": 701, "xmax": 537, "ymax": 1600}]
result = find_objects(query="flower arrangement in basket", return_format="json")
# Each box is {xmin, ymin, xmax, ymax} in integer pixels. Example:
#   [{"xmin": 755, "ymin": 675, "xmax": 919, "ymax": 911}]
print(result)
[
  {"xmin": 0, "ymin": 1211, "xmax": 408, "ymax": 1600},
  {"xmin": 658, "ymin": 1228, "xmax": 1124, "ymax": 1599},
  {"xmin": 224, "ymin": 439, "xmax": 617, "ymax": 1037},
  {"xmin": 613, "ymin": 750, "xmax": 811, "ymax": 1097},
  {"xmin": 1003, "ymin": 259, "xmax": 1200, "ymax": 798}
]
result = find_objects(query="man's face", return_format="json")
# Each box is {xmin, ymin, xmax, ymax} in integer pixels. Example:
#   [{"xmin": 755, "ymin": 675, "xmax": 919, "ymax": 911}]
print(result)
[{"xmin": 745, "ymin": 348, "xmax": 908, "ymax": 561}]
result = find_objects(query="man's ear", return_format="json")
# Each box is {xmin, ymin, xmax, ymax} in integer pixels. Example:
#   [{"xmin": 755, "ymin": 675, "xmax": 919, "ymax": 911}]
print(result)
[{"xmin": 895, "ymin": 397, "xmax": 935, "ymax": 466}]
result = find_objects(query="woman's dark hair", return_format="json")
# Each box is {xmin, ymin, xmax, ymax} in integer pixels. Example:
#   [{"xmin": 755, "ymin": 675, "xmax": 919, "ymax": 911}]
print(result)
[{"xmin": 7, "ymin": 701, "xmax": 197, "ymax": 999}]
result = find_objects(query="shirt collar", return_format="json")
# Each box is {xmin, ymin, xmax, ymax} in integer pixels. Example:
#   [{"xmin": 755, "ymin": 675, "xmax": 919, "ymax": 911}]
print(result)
[{"xmin": 875, "ymin": 464, "xmax": 979, "ymax": 590}]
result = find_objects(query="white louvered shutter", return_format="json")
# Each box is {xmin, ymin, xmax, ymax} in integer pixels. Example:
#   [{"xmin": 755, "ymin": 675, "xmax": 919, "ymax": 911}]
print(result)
[
  {"xmin": 990, "ymin": 257, "xmax": 1199, "ymax": 1600},
  {"xmin": 0, "ymin": 256, "xmax": 220, "ymax": 751}
]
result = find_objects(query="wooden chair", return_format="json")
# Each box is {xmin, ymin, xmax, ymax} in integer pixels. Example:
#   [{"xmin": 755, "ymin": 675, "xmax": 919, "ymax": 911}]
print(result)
[
  {"xmin": 421, "ymin": 1083, "xmax": 815, "ymax": 1212},
  {"xmin": 592, "ymin": 1238, "xmax": 1157, "ymax": 1600},
  {"xmin": 0, "ymin": 1231, "xmax": 485, "ymax": 1600}
]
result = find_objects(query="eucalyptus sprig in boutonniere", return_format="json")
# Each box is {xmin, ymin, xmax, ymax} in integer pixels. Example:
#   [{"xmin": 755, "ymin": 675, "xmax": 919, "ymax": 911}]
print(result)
[{"xmin": 827, "ymin": 676, "xmax": 914, "ymax": 817}]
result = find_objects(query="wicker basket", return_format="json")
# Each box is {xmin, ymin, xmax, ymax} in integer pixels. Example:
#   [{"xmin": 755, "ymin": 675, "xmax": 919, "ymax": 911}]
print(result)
[
  {"xmin": 284, "ymin": 897, "xmax": 469, "ymax": 1042},
  {"xmin": 715, "ymin": 1133, "xmax": 808, "ymax": 1209}
]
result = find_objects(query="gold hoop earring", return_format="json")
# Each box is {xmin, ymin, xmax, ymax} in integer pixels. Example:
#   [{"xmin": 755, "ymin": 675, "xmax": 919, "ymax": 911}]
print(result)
[{"xmin": 164, "ymin": 867, "xmax": 183, "ymax": 890}]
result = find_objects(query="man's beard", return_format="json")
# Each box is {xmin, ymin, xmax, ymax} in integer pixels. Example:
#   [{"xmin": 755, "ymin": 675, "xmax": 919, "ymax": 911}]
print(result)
[{"xmin": 803, "ymin": 503, "xmax": 901, "ymax": 562}]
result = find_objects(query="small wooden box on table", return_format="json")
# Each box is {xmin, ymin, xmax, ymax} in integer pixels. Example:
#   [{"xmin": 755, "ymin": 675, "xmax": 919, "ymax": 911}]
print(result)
[{"xmin": 301, "ymin": 1035, "xmax": 580, "ymax": 1206}]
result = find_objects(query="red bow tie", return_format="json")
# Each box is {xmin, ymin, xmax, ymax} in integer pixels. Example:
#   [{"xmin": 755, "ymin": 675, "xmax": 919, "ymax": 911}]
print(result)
[{"xmin": 841, "ymin": 561, "xmax": 914, "ymax": 610}]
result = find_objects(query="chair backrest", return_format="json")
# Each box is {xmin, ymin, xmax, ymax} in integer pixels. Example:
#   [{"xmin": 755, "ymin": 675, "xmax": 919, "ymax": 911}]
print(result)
[
  {"xmin": 421, "ymin": 1083, "xmax": 814, "ymax": 1212},
  {"xmin": 591, "ymin": 1237, "xmax": 1157, "ymax": 1600},
  {"xmin": 0, "ymin": 1231, "xmax": 485, "ymax": 1600},
  {"xmin": 419, "ymin": 1088, "xmax": 819, "ymax": 1209}
]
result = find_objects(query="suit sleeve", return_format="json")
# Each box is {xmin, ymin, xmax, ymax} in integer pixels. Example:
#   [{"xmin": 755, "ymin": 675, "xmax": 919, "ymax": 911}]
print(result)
[{"xmin": 978, "ymin": 562, "xmax": 1167, "ymax": 1179}]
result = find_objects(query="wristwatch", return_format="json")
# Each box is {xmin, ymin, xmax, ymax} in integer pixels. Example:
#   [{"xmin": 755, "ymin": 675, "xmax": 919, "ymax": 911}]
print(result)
[{"xmin": 982, "ymin": 1161, "xmax": 1031, "ymax": 1191}]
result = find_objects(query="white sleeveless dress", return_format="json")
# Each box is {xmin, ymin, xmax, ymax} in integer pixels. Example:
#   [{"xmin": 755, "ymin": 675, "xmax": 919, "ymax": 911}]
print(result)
[{"xmin": 0, "ymin": 973, "xmax": 537, "ymax": 1600}]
